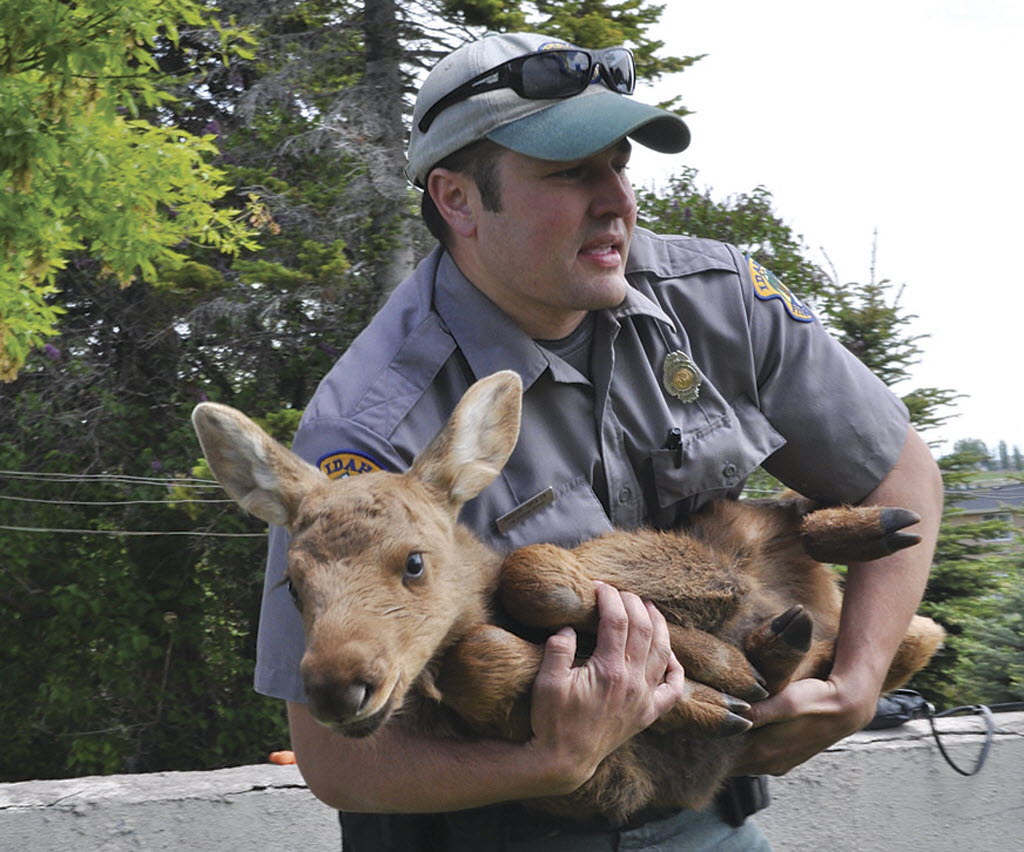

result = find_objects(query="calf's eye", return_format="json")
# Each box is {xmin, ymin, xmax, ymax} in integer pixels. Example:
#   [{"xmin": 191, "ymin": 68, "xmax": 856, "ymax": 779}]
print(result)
[{"xmin": 404, "ymin": 552, "xmax": 425, "ymax": 580}]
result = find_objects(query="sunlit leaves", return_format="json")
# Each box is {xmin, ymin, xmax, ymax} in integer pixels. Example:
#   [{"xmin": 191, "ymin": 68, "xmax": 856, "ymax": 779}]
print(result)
[{"xmin": 0, "ymin": 0, "xmax": 259, "ymax": 380}]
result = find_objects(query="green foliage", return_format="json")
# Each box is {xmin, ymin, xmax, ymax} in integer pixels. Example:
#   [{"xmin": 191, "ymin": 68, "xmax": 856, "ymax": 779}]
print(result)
[
  {"xmin": 946, "ymin": 438, "xmax": 1024, "ymax": 473},
  {"xmin": 949, "ymin": 551, "xmax": 1024, "ymax": 704},
  {"xmin": 913, "ymin": 523, "xmax": 1021, "ymax": 705},
  {"xmin": 0, "ymin": 0, "xmax": 392, "ymax": 779},
  {"xmin": 0, "ymin": 0, "xmax": 260, "ymax": 380},
  {"xmin": 0, "ymin": 424, "xmax": 289, "ymax": 780},
  {"xmin": 638, "ymin": 168, "xmax": 829, "ymax": 300},
  {"xmin": 443, "ymin": 0, "xmax": 701, "ymax": 112},
  {"xmin": 0, "ymin": 268, "xmax": 310, "ymax": 780}
]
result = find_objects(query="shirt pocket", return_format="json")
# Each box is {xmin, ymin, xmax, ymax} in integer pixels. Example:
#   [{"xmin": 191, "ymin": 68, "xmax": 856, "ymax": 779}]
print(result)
[
  {"xmin": 648, "ymin": 393, "xmax": 786, "ymax": 514},
  {"xmin": 480, "ymin": 475, "xmax": 615, "ymax": 552}
]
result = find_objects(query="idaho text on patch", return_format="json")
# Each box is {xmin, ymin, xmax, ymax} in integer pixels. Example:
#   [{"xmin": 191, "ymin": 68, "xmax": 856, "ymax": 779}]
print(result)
[
  {"xmin": 747, "ymin": 256, "xmax": 814, "ymax": 323},
  {"xmin": 317, "ymin": 450, "xmax": 384, "ymax": 480}
]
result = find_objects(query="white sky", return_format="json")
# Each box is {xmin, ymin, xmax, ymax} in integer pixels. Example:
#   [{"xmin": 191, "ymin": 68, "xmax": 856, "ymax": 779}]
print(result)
[{"xmin": 628, "ymin": 0, "xmax": 1024, "ymax": 457}]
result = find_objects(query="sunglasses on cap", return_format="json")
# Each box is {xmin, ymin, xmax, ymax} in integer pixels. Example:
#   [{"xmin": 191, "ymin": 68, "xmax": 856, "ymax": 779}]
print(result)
[{"xmin": 417, "ymin": 46, "xmax": 636, "ymax": 133}]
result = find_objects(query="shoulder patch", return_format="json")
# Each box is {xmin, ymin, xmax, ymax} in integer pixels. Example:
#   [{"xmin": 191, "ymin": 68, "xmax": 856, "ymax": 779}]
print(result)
[
  {"xmin": 317, "ymin": 450, "xmax": 385, "ymax": 480},
  {"xmin": 747, "ymin": 256, "xmax": 814, "ymax": 323}
]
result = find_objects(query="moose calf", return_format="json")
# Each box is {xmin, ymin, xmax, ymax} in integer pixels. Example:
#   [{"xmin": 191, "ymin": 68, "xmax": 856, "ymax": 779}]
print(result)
[{"xmin": 192, "ymin": 370, "xmax": 943, "ymax": 824}]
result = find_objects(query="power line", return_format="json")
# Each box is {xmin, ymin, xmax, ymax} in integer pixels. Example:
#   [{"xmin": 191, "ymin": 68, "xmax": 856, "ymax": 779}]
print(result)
[
  {"xmin": 0, "ymin": 494, "xmax": 235, "ymax": 507},
  {"xmin": 0, "ymin": 470, "xmax": 224, "ymax": 488},
  {"xmin": 0, "ymin": 468, "xmax": 252, "ymax": 536},
  {"xmin": 0, "ymin": 524, "xmax": 265, "ymax": 538}
]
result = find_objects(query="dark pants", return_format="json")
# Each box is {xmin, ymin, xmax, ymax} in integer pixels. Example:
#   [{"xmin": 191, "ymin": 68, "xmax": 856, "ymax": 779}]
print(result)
[{"xmin": 339, "ymin": 779, "xmax": 771, "ymax": 851}]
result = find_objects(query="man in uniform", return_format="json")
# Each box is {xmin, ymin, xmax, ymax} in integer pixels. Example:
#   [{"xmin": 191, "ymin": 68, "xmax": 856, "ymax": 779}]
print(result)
[{"xmin": 254, "ymin": 32, "xmax": 942, "ymax": 851}]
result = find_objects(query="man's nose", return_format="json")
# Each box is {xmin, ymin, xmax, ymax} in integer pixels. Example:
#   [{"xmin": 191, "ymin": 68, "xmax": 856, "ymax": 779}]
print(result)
[{"xmin": 590, "ymin": 168, "xmax": 636, "ymax": 220}]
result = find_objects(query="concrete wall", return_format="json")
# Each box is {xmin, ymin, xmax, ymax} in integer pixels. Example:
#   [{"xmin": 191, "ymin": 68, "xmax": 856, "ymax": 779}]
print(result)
[
  {"xmin": 2, "ymin": 712, "xmax": 1021, "ymax": 851},
  {"xmin": 756, "ymin": 711, "xmax": 1024, "ymax": 850}
]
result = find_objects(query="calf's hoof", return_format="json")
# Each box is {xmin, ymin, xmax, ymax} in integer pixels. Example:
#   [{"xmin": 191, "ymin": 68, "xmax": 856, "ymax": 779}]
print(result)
[
  {"xmin": 743, "ymin": 605, "xmax": 814, "ymax": 694},
  {"xmin": 801, "ymin": 505, "xmax": 922, "ymax": 563},
  {"xmin": 650, "ymin": 680, "xmax": 753, "ymax": 738}
]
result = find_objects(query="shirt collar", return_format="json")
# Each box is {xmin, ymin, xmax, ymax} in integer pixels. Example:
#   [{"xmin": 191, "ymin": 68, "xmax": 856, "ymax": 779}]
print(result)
[
  {"xmin": 609, "ymin": 282, "xmax": 674, "ymax": 327},
  {"xmin": 432, "ymin": 250, "xmax": 676, "ymax": 387},
  {"xmin": 434, "ymin": 252, "xmax": 549, "ymax": 390}
]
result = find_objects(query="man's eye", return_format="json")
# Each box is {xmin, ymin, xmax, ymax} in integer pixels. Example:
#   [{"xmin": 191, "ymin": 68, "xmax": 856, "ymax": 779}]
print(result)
[{"xmin": 551, "ymin": 165, "xmax": 584, "ymax": 179}]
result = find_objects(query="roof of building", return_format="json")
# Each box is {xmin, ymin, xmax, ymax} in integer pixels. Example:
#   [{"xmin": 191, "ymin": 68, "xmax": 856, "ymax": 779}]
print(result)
[{"xmin": 949, "ymin": 482, "xmax": 1024, "ymax": 513}]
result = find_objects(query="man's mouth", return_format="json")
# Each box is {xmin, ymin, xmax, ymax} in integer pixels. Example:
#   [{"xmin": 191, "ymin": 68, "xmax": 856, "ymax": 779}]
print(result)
[{"xmin": 579, "ymin": 237, "xmax": 624, "ymax": 265}]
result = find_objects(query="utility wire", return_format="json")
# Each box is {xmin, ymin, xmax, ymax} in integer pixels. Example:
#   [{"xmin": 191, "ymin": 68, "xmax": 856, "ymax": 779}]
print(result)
[
  {"xmin": 0, "ymin": 524, "xmax": 264, "ymax": 538},
  {"xmin": 0, "ymin": 470, "xmax": 223, "ymax": 488},
  {"xmin": 0, "ymin": 494, "xmax": 235, "ymax": 507}
]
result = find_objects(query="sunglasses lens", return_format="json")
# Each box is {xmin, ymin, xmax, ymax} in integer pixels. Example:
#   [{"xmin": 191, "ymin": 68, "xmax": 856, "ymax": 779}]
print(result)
[
  {"xmin": 601, "ymin": 48, "xmax": 635, "ymax": 94},
  {"xmin": 520, "ymin": 50, "xmax": 592, "ymax": 98}
]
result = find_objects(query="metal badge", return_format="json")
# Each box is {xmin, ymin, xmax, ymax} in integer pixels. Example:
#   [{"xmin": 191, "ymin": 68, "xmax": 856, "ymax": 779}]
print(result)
[{"xmin": 663, "ymin": 351, "xmax": 702, "ymax": 403}]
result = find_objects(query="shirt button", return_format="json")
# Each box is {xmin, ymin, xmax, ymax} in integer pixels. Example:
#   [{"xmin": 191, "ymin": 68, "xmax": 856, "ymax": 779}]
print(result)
[
  {"xmin": 618, "ymin": 487, "xmax": 632, "ymax": 504},
  {"xmin": 722, "ymin": 462, "xmax": 738, "ymax": 480}
]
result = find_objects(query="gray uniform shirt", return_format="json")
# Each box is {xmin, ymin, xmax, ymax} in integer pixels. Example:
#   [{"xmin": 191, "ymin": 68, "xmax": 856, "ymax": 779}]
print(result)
[{"xmin": 254, "ymin": 229, "xmax": 909, "ymax": 703}]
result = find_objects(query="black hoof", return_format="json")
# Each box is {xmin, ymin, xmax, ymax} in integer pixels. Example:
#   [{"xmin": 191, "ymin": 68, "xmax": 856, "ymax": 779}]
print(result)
[
  {"xmin": 717, "ymin": 711, "xmax": 754, "ymax": 737},
  {"xmin": 771, "ymin": 605, "xmax": 812, "ymax": 652},
  {"xmin": 880, "ymin": 507, "xmax": 920, "ymax": 534}
]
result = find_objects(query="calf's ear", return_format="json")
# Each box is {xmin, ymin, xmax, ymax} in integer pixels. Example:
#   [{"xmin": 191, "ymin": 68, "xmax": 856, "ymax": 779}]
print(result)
[
  {"xmin": 192, "ymin": 402, "xmax": 323, "ymax": 527},
  {"xmin": 410, "ymin": 370, "xmax": 522, "ymax": 508}
]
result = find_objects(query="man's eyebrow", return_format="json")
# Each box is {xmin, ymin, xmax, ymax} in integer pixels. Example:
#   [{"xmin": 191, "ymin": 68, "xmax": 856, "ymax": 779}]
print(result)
[{"xmin": 617, "ymin": 138, "xmax": 633, "ymax": 155}]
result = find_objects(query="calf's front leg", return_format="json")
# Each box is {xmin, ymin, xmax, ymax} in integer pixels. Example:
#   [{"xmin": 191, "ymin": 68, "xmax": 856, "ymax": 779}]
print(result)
[{"xmin": 436, "ymin": 624, "xmax": 540, "ymax": 741}]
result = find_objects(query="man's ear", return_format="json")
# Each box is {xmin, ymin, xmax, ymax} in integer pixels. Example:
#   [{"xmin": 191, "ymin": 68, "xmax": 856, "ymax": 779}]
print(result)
[{"xmin": 427, "ymin": 168, "xmax": 478, "ymax": 239}]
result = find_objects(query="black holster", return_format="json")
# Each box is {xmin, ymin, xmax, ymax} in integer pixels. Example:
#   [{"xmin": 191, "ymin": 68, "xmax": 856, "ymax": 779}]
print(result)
[
  {"xmin": 339, "ymin": 808, "xmax": 506, "ymax": 852},
  {"xmin": 717, "ymin": 775, "xmax": 771, "ymax": 827}
]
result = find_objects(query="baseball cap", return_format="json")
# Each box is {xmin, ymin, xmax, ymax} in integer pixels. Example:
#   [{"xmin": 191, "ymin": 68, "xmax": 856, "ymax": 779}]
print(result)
[{"xmin": 406, "ymin": 32, "xmax": 690, "ymax": 187}]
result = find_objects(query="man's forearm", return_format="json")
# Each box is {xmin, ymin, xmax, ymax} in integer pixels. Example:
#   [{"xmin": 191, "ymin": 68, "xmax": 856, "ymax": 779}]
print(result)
[
  {"xmin": 288, "ymin": 700, "xmax": 580, "ymax": 813},
  {"xmin": 831, "ymin": 425, "xmax": 943, "ymax": 714}
]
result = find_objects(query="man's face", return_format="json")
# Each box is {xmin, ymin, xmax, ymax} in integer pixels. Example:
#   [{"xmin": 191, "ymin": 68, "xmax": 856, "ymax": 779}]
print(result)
[{"xmin": 466, "ymin": 140, "xmax": 637, "ymax": 339}]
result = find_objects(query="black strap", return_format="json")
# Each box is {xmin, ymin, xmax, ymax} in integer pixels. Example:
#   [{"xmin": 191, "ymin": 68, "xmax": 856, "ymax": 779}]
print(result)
[
  {"xmin": 928, "ymin": 703, "xmax": 996, "ymax": 777},
  {"xmin": 869, "ymin": 691, "xmax": 1024, "ymax": 778}
]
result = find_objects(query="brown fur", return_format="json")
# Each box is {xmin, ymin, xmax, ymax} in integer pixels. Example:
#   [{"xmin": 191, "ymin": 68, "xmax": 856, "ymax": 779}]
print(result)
[{"xmin": 192, "ymin": 371, "xmax": 944, "ymax": 825}]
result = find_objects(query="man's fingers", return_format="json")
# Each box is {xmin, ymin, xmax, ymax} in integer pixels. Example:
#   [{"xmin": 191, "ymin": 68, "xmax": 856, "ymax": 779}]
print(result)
[
  {"xmin": 642, "ymin": 600, "xmax": 675, "ymax": 681},
  {"xmin": 619, "ymin": 590, "xmax": 655, "ymax": 663},
  {"xmin": 592, "ymin": 581, "xmax": 629, "ymax": 655},
  {"xmin": 538, "ymin": 626, "xmax": 578, "ymax": 681},
  {"xmin": 589, "ymin": 582, "xmax": 685, "ymax": 726}
]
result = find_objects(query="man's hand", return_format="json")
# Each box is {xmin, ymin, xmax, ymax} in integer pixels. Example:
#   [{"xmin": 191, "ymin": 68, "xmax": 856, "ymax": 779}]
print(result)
[
  {"xmin": 731, "ymin": 674, "xmax": 878, "ymax": 776},
  {"xmin": 527, "ymin": 581, "xmax": 686, "ymax": 794},
  {"xmin": 735, "ymin": 427, "xmax": 942, "ymax": 778}
]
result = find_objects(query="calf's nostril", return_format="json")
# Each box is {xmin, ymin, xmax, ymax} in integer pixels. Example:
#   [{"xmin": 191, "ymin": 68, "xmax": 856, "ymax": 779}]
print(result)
[
  {"xmin": 341, "ymin": 681, "xmax": 374, "ymax": 716},
  {"xmin": 306, "ymin": 678, "xmax": 376, "ymax": 721}
]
